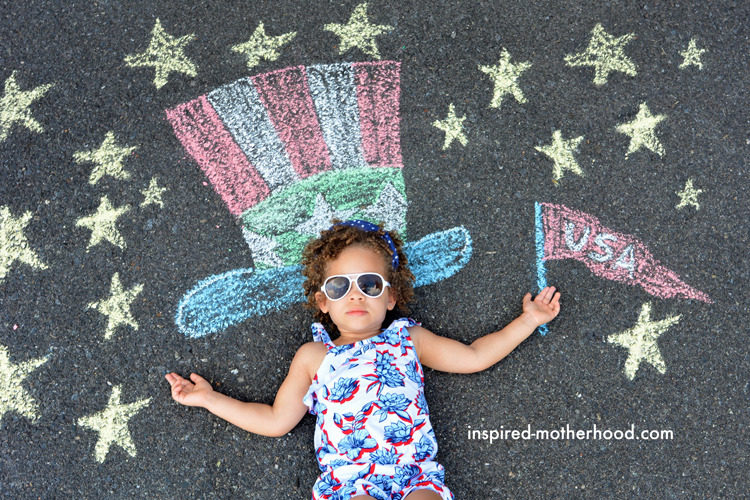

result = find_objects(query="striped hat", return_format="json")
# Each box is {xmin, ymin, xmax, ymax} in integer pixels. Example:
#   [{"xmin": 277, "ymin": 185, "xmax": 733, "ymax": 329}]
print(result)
[{"xmin": 166, "ymin": 61, "xmax": 408, "ymax": 269}]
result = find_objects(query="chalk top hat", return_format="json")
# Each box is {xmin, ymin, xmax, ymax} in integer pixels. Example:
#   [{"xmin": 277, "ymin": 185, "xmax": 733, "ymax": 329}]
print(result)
[{"xmin": 167, "ymin": 61, "xmax": 471, "ymax": 337}]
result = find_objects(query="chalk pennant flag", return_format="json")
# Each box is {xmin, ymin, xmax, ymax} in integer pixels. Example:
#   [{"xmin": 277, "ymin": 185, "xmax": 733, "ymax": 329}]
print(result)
[
  {"xmin": 166, "ymin": 62, "xmax": 472, "ymax": 337},
  {"xmin": 534, "ymin": 202, "xmax": 711, "ymax": 333}
]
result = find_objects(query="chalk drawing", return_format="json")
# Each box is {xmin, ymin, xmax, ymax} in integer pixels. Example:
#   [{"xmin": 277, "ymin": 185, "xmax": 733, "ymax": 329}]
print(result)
[
  {"xmin": 167, "ymin": 60, "xmax": 472, "ymax": 335},
  {"xmin": 140, "ymin": 176, "xmax": 167, "ymax": 208},
  {"xmin": 535, "ymin": 202, "xmax": 712, "ymax": 305},
  {"xmin": 679, "ymin": 38, "xmax": 706, "ymax": 70},
  {"xmin": 675, "ymin": 178, "xmax": 703, "ymax": 210},
  {"xmin": 73, "ymin": 131, "xmax": 136, "ymax": 185},
  {"xmin": 534, "ymin": 130, "xmax": 585, "ymax": 182},
  {"xmin": 324, "ymin": 3, "xmax": 393, "ymax": 60},
  {"xmin": 433, "ymin": 103, "xmax": 468, "ymax": 150},
  {"xmin": 75, "ymin": 195, "xmax": 131, "ymax": 250},
  {"xmin": 0, "ymin": 344, "xmax": 49, "ymax": 427},
  {"xmin": 565, "ymin": 24, "xmax": 637, "ymax": 86},
  {"xmin": 533, "ymin": 202, "xmax": 549, "ymax": 335},
  {"xmin": 607, "ymin": 302, "xmax": 681, "ymax": 380},
  {"xmin": 0, "ymin": 206, "xmax": 49, "ymax": 283},
  {"xmin": 0, "ymin": 71, "xmax": 53, "ymax": 143},
  {"xmin": 231, "ymin": 22, "xmax": 297, "ymax": 70},
  {"xmin": 615, "ymin": 102, "xmax": 666, "ymax": 158},
  {"xmin": 176, "ymin": 227, "xmax": 473, "ymax": 337},
  {"xmin": 124, "ymin": 18, "xmax": 197, "ymax": 89},
  {"xmin": 87, "ymin": 272, "xmax": 144, "ymax": 340},
  {"xmin": 77, "ymin": 385, "xmax": 151, "ymax": 463},
  {"xmin": 478, "ymin": 48, "xmax": 532, "ymax": 109}
]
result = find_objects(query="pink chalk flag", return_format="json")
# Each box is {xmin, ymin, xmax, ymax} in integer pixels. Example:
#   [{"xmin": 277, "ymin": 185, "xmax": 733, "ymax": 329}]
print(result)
[{"xmin": 536, "ymin": 202, "xmax": 712, "ymax": 303}]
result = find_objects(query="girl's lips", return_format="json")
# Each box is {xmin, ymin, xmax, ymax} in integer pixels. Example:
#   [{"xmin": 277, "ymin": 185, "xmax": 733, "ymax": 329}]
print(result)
[{"xmin": 346, "ymin": 309, "xmax": 368, "ymax": 316}]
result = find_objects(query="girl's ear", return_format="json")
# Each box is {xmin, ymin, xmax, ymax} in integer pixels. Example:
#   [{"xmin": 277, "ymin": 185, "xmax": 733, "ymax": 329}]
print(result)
[
  {"xmin": 386, "ymin": 290, "xmax": 397, "ymax": 311},
  {"xmin": 315, "ymin": 291, "xmax": 329, "ymax": 313}
]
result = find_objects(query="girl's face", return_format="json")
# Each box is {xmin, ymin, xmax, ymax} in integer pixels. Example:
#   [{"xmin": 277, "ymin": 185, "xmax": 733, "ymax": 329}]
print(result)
[{"xmin": 315, "ymin": 244, "xmax": 396, "ymax": 340}]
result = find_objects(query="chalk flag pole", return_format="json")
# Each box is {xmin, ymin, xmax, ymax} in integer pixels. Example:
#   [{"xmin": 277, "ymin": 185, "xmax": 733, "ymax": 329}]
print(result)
[{"xmin": 534, "ymin": 201, "xmax": 549, "ymax": 335}]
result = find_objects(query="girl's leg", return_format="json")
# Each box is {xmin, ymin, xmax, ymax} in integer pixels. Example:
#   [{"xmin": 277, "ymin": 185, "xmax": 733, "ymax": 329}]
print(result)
[{"xmin": 403, "ymin": 489, "xmax": 442, "ymax": 500}]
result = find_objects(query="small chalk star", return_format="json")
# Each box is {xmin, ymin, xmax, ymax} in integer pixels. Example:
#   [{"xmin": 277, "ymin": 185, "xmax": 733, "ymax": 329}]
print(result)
[
  {"xmin": 535, "ymin": 130, "xmax": 585, "ymax": 181},
  {"xmin": 607, "ymin": 302, "xmax": 681, "ymax": 380},
  {"xmin": 479, "ymin": 48, "xmax": 532, "ymax": 109},
  {"xmin": 141, "ymin": 177, "xmax": 167, "ymax": 208},
  {"xmin": 76, "ymin": 196, "xmax": 131, "ymax": 250},
  {"xmin": 0, "ymin": 343, "xmax": 49, "ymax": 427},
  {"xmin": 433, "ymin": 103, "xmax": 468, "ymax": 150},
  {"xmin": 88, "ymin": 272, "xmax": 143, "ymax": 340},
  {"xmin": 675, "ymin": 178, "xmax": 703, "ymax": 210},
  {"xmin": 73, "ymin": 131, "xmax": 136, "ymax": 185},
  {"xmin": 324, "ymin": 2, "xmax": 393, "ymax": 59},
  {"xmin": 0, "ymin": 206, "xmax": 48, "ymax": 283},
  {"xmin": 565, "ymin": 24, "xmax": 637, "ymax": 86},
  {"xmin": 679, "ymin": 38, "xmax": 707, "ymax": 70},
  {"xmin": 616, "ymin": 102, "xmax": 666, "ymax": 158},
  {"xmin": 232, "ymin": 22, "xmax": 296, "ymax": 70},
  {"xmin": 0, "ymin": 71, "xmax": 53, "ymax": 143},
  {"xmin": 125, "ymin": 18, "xmax": 197, "ymax": 89},
  {"xmin": 77, "ymin": 385, "xmax": 151, "ymax": 463}
]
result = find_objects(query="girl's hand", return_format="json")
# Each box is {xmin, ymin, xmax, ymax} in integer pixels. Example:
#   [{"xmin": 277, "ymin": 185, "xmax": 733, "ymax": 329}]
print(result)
[
  {"xmin": 521, "ymin": 286, "xmax": 561, "ymax": 327},
  {"xmin": 165, "ymin": 372, "xmax": 214, "ymax": 408}
]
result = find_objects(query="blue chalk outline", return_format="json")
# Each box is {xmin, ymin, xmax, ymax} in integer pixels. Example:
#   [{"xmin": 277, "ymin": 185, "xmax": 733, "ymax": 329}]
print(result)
[
  {"xmin": 534, "ymin": 202, "xmax": 549, "ymax": 335},
  {"xmin": 176, "ymin": 226, "xmax": 473, "ymax": 337}
]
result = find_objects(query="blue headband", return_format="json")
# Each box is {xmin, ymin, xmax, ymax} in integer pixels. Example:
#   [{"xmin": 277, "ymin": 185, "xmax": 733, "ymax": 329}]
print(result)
[{"xmin": 333, "ymin": 220, "xmax": 399, "ymax": 270}]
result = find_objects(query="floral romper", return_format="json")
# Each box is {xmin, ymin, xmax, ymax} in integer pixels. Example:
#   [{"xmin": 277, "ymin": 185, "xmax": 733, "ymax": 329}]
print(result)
[{"xmin": 303, "ymin": 318, "xmax": 454, "ymax": 500}]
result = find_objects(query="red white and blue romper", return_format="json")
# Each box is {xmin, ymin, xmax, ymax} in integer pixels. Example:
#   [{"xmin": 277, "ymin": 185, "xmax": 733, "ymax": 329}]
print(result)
[{"xmin": 303, "ymin": 318, "xmax": 454, "ymax": 500}]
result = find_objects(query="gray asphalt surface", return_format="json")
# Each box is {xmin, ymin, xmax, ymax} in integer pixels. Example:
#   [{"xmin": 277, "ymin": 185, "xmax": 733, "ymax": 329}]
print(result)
[{"xmin": 1, "ymin": 1, "xmax": 748, "ymax": 498}]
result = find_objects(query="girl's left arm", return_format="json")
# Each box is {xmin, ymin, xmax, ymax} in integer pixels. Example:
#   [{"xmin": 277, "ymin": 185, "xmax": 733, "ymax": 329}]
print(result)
[{"xmin": 411, "ymin": 287, "xmax": 561, "ymax": 374}]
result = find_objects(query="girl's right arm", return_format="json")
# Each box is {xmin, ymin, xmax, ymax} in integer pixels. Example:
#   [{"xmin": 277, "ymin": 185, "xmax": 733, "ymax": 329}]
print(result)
[{"xmin": 165, "ymin": 342, "xmax": 322, "ymax": 437}]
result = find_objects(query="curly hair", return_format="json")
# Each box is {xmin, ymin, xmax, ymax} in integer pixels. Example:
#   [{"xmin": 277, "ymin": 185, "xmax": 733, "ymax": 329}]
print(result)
[{"xmin": 301, "ymin": 221, "xmax": 415, "ymax": 332}]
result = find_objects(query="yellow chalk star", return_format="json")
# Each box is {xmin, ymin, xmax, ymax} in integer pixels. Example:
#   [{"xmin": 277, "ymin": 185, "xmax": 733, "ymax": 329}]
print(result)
[
  {"xmin": 535, "ymin": 130, "xmax": 585, "ymax": 181},
  {"xmin": 88, "ymin": 272, "xmax": 143, "ymax": 340},
  {"xmin": 232, "ymin": 22, "xmax": 296, "ymax": 70},
  {"xmin": 616, "ymin": 102, "xmax": 666, "ymax": 157},
  {"xmin": 324, "ymin": 2, "xmax": 393, "ymax": 59},
  {"xmin": 479, "ymin": 48, "xmax": 532, "ymax": 109},
  {"xmin": 0, "ymin": 71, "xmax": 54, "ymax": 142},
  {"xmin": 0, "ymin": 344, "xmax": 49, "ymax": 427},
  {"xmin": 565, "ymin": 24, "xmax": 637, "ymax": 86},
  {"xmin": 78, "ymin": 385, "xmax": 151, "ymax": 463},
  {"xmin": 73, "ymin": 131, "xmax": 136, "ymax": 185},
  {"xmin": 1, "ymin": 206, "xmax": 48, "ymax": 283},
  {"xmin": 141, "ymin": 176, "xmax": 167, "ymax": 208},
  {"xmin": 608, "ymin": 302, "xmax": 681, "ymax": 380},
  {"xmin": 676, "ymin": 178, "xmax": 703, "ymax": 210},
  {"xmin": 433, "ymin": 103, "xmax": 468, "ymax": 149},
  {"xmin": 679, "ymin": 38, "xmax": 706, "ymax": 70},
  {"xmin": 125, "ymin": 18, "xmax": 197, "ymax": 89},
  {"xmin": 76, "ymin": 196, "xmax": 131, "ymax": 250}
]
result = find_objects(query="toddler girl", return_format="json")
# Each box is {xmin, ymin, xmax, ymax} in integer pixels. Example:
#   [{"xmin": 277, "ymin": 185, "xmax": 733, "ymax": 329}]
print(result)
[{"xmin": 165, "ymin": 220, "xmax": 561, "ymax": 499}]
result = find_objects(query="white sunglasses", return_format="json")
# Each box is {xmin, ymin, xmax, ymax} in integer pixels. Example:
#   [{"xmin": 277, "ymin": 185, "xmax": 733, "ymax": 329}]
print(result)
[{"xmin": 320, "ymin": 272, "xmax": 391, "ymax": 301}]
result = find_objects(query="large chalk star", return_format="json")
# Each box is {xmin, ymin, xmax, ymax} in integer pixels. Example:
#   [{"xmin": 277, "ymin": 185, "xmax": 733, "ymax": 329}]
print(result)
[
  {"xmin": 125, "ymin": 18, "xmax": 197, "ymax": 89},
  {"xmin": 88, "ymin": 272, "xmax": 143, "ymax": 340},
  {"xmin": 479, "ymin": 48, "xmax": 532, "ymax": 109},
  {"xmin": 433, "ymin": 103, "xmax": 468, "ymax": 150},
  {"xmin": 0, "ymin": 344, "xmax": 49, "ymax": 427},
  {"xmin": 77, "ymin": 385, "xmax": 151, "ymax": 463},
  {"xmin": 362, "ymin": 182, "xmax": 408, "ymax": 232},
  {"xmin": 242, "ymin": 228, "xmax": 283, "ymax": 268},
  {"xmin": 295, "ymin": 193, "xmax": 356, "ymax": 236},
  {"xmin": 73, "ymin": 131, "xmax": 136, "ymax": 185},
  {"xmin": 1, "ymin": 206, "xmax": 48, "ymax": 283},
  {"xmin": 0, "ymin": 71, "xmax": 53, "ymax": 142},
  {"xmin": 76, "ymin": 196, "xmax": 131, "ymax": 250},
  {"xmin": 616, "ymin": 102, "xmax": 666, "ymax": 157},
  {"xmin": 565, "ymin": 24, "xmax": 637, "ymax": 86},
  {"xmin": 535, "ymin": 130, "xmax": 585, "ymax": 181},
  {"xmin": 232, "ymin": 22, "xmax": 296, "ymax": 70},
  {"xmin": 324, "ymin": 2, "xmax": 393, "ymax": 59},
  {"xmin": 607, "ymin": 302, "xmax": 681, "ymax": 380}
]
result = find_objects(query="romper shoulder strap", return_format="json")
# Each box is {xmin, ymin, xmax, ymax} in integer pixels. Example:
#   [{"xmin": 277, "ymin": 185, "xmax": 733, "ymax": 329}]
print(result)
[{"xmin": 311, "ymin": 322, "xmax": 335, "ymax": 349}]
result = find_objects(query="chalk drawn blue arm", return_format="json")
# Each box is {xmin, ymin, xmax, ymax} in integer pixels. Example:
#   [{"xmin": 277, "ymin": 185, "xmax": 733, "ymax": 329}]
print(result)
[
  {"xmin": 175, "ymin": 226, "xmax": 473, "ymax": 337},
  {"xmin": 534, "ymin": 202, "xmax": 550, "ymax": 335}
]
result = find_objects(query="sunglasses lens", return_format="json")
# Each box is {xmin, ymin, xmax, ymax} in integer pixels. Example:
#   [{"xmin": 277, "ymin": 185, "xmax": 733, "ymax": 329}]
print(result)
[
  {"xmin": 324, "ymin": 276, "xmax": 351, "ymax": 300},
  {"xmin": 357, "ymin": 274, "xmax": 384, "ymax": 297}
]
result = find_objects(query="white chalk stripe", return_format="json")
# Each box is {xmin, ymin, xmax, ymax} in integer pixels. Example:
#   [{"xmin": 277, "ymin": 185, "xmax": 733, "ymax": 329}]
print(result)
[
  {"xmin": 306, "ymin": 63, "xmax": 368, "ymax": 170},
  {"xmin": 207, "ymin": 78, "xmax": 297, "ymax": 190}
]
